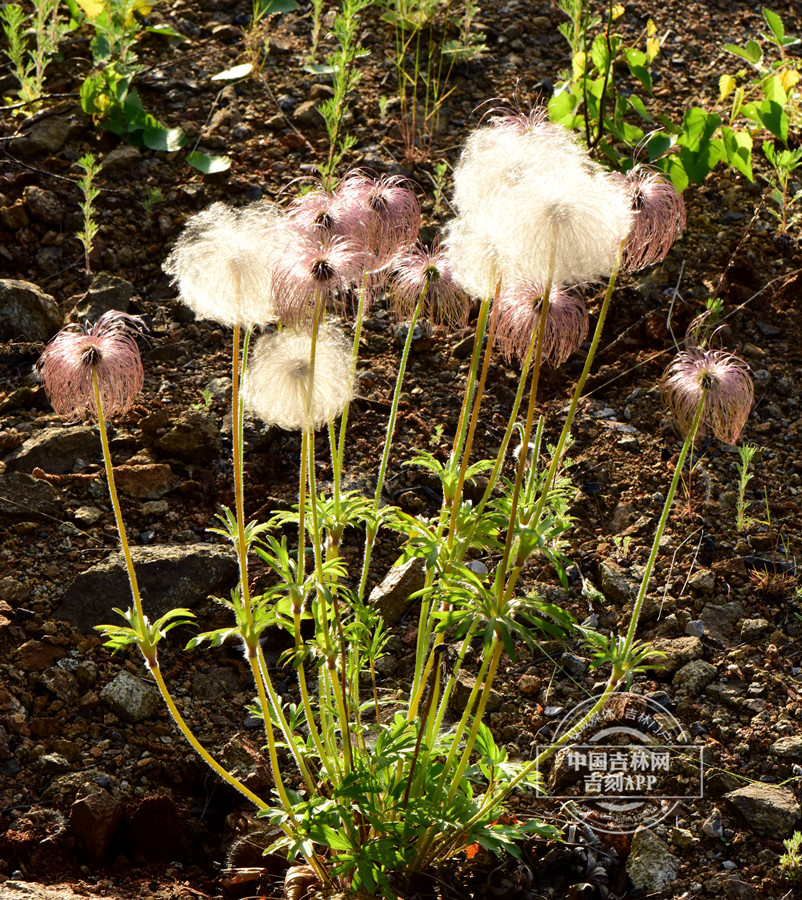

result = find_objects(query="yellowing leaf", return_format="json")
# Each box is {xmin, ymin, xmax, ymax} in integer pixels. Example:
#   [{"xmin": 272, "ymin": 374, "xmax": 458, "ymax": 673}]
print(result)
[
  {"xmin": 646, "ymin": 37, "xmax": 660, "ymax": 63},
  {"xmin": 647, "ymin": 18, "xmax": 657, "ymax": 38},
  {"xmin": 74, "ymin": 0, "xmax": 104, "ymax": 19},
  {"xmin": 612, "ymin": 4, "xmax": 624, "ymax": 20},
  {"xmin": 780, "ymin": 69, "xmax": 800, "ymax": 93},
  {"xmin": 718, "ymin": 74, "xmax": 737, "ymax": 103},
  {"xmin": 572, "ymin": 50, "xmax": 587, "ymax": 81}
]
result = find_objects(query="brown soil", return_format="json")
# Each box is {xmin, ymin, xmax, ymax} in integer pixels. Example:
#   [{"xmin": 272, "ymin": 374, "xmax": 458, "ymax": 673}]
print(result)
[{"xmin": 1, "ymin": 1, "xmax": 801, "ymax": 898}]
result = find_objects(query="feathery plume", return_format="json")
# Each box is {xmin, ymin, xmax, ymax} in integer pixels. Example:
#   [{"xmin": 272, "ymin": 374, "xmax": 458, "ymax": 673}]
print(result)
[
  {"xmin": 494, "ymin": 281, "xmax": 588, "ymax": 367},
  {"xmin": 661, "ymin": 347, "xmax": 753, "ymax": 444},
  {"xmin": 450, "ymin": 120, "xmax": 632, "ymax": 287},
  {"xmin": 441, "ymin": 215, "xmax": 501, "ymax": 302},
  {"xmin": 244, "ymin": 324, "xmax": 354, "ymax": 431},
  {"xmin": 163, "ymin": 201, "xmax": 283, "ymax": 329},
  {"xmin": 620, "ymin": 165, "xmax": 686, "ymax": 271},
  {"xmin": 388, "ymin": 239, "xmax": 469, "ymax": 328},
  {"xmin": 37, "ymin": 311, "xmax": 145, "ymax": 420},
  {"xmin": 272, "ymin": 231, "xmax": 366, "ymax": 326},
  {"xmin": 285, "ymin": 182, "xmax": 370, "ymax": 242},
  {"xmin": 338, "ymin": 171, "xmax": 421, "ymax": 262}
]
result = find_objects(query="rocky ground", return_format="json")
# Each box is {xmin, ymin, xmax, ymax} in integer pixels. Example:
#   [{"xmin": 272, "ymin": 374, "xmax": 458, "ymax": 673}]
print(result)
[{"xmin": 1, "ymin": 0, "xmax": 802, "ymax": 898}]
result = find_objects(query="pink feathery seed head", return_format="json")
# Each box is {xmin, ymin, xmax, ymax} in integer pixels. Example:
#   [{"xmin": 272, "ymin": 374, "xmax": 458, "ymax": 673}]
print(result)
[
  {"xmin": 483, "ymin": 101, "xmax": 549, "ymax": 134},
  {"xmin": 661, "ymin": 347, "xmax": 754, "ymax": 444},
  {"xmin": 621, "ymin": 164, "xmax": 686, "ymax": 272},
  {"xmin": 388, "ymin": 239, "xmax": 470, "ymax": 329},
  {"xmin": 285, "ymin": 181, "xmax": 370, "ymax": 242},
  {"xmin": 273, "ymin": 231, "xmax": 367, "ymax": 326},
  {"xmin": 494, "ymin": 281, "xmax": 588, "ymax": 367},
  {"xmin": 37, "ymin": 311, "xmax": 145, "ymax": 421},
  {"xmin": 339, "ymin": 171, "xmax": 421, "ymax": 262}
]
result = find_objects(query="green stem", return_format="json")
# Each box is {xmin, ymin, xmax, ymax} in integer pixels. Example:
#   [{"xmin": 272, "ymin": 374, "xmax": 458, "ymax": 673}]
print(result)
[
  {"xmin": 623, "ymin": 391, "xmax": 707, "ymax": 656},
  {"xmin": 357, "ymin": 292, "xmax": 424, "ymax": 601}
]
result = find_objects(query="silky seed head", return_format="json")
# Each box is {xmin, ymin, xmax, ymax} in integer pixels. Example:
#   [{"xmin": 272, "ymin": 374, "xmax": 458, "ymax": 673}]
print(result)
[
  {"xmin": 37, "ymin": 311, "xmax": 145, "ymax": 420},
  {"xmin": 620, "ymin": 165, "xmax": 686, "ymax": 271},
  {"xmin": 495, "ymin": 281, "xmax": 589, "ymax": 367},
  {"xmin": 163, "ymin": 201, "xmax": 283, "ymax": 328},
  {"xmin": 244, "ymin": 324, "xmax": 354, "ymax": 431},
  {"xmin": 388, "ymin": 239, "xmax": 470, "ymax": 328},
  {"xmin": 661, "ymin": 347, "xmax": 754, "ymax": 444}
]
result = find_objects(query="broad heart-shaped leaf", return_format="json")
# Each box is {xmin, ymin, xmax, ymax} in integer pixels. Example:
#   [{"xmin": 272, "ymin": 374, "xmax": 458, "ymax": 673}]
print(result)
[
  {"xmin": 718, "ymin": 126, "xmax": 754, "ymax": 181},
  {"xmin": 187, "ymin": 151, "xmax": 232, "ymax": 173},
  {"xmin": 722, "ymin": 39, "xmax": 762, "ymax": 66},
  {"xmin": 763, "ymin": 74, "xmax": 788, "ymax": 105},
  {"xmin": 657, "ymin": 155, "xmax": 690, "ymax": 193},
  {"xmin": 678, "ymin": 107, "xmax": 721, "ymax": 151},
  {"xmin": 679, "ymin": 139, "xmax": 723, "ymax": 184},
  {"xmin": 548, "ymin": 87, "xmax": 580, "ymax": 127},
  {"xmin": 750, "ymin": 98, "xmax": 789, "ymax": 145},
  {"xmin": 143, "ymin": 126, "xmax": 186, "ymax": 152},
  {"xmin": 146, "ymin": 24, "xmax": 186, "ymax": 40}
]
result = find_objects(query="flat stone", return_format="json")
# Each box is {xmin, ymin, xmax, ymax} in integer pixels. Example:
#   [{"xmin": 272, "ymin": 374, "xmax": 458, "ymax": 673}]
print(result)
[
  {"xmin": 101, "ymin": 145, "xmax": 142, "ymax": 171},
  {"xmin": 769, "ymin": 736, "xmax": 802, "ymax": 762},
  {"xmin": 69, "ymin": 784, "xmax": 123, "ymax": 858},
  {"xmin": 221, "ymin": 735, "xmax": 273, "ymax": 794},
  {"xmin": 740, "ymin": 617, "xmax": 771, "ymax": 641},
  {"xmin": 12, "ymin": 112, "xmax": 86, "ymax": 155},
  {"xmin": 100, "ymin": 669, "xmax": 160, "ymax": 722},
  {"xmin": 700, "ymin": 601, "xmax": 745, "ymax": 645},
  {"xmin": 448, "ymin": 670, "xmax": 501, "ymax": 716},
  {"xmin": 56, "ymin": 543, "xmax": 238, "ymax": 632},
  {"xmin": 18, "ymin": 638, "xmax": 67, "ymax": 671},
  {"xmin": 23, "ymin": 186, "xmax": 63, "ymax": 224},
  {"xmin": 68, "ymin": 272, "xmax": 134, "ymax": 322},
  {"xmin": 155, "ymin": 408, "xmax": 221, "ymax": 465},
  {"xmin": 687, "ymin": 568, "xmax": 716, "ymax": 595},
  {"xmin": 3, "ymin": 425, "xmax": 98, "ymax": 474},
  {"xmin": 0, "ymin": 279, "xmax": 63, "ymax": 342},
  {"xmin": 599, "ymin": 559, "xmax": 637, "ymax": 603},
  {"xmin": 674, "ymin": 658, "xmax": 717, "ymax": 696},
  {"xmin": 292, "ymin": 99, "xmax": 323, "ymax": 127},
  {"xmin": 113, "ymin": 463, "xmax": 177, "ymax": 498},
  {"xmin": 725, "ymin": 784, "xmax": 801, "ymax": 838},
  {"xmin": 651, "ymin": 636, "xmax": 703, "ymax": 675},
  {"xmin": 369, "ymin": 556, "xmax": 426, "ymax": 626},
  {"xmin": 191, "ymin": 666, "xmax": 242, "ymax": 701},
  {"xmin": 626, "ymin": 827, "xmax": 680, "ymax": 893}
]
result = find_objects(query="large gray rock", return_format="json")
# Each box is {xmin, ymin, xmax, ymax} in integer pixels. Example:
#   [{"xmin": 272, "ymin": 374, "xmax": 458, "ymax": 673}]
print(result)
[
  {"xmin": 700, "ymin": 601, "xmax": 745, "ymax": 645},
  {"xmin": 369, "ymin": 556, "xmax": 426, "ymax": 626},
  {"xmin": 0, "ymin": 471, "xmax": 60, "ymax": 520},
  {"xmin": 599, "ymin": 559, "xmax": 637, "ymax": 603},
  {"xmin": 0, "ymin": 279, "xmax": 63, "ymax": 342},
  {"xmin": 68, "ymin": 272, "xmax": 134, "ymax": 323},
  {"xmin": 725, "ymin": 783, "xmax": 801, "ymax": 838},
  {"xmin": 156, "ymin": 408, "xmax": 221, "ymax": 465},
  {"xmin": 3, "ymin": 425, "xmax": 98, "ymax": 474},
  {"xmin": 673, "ymin": 658, "xmax": 717, "ymax": 696},
  {"xmin": 626, "ymin": 827, "xmax": 680, "ymax": 893},
  {"xmin": 55, "ymin": 543, "xmax": 238, "ymax": 632},
  {"xmin": 100, "ymin": 670, "xmax": 160, "ymax": 722},
  {"xmin": 12, "ymin": 112, "xmax": 86, "ymax": 155}
]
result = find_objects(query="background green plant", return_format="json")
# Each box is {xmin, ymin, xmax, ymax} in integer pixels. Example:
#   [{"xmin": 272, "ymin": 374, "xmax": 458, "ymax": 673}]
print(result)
[
  {"xmin": 76, "ymin": 152, "xmax": 100, "ymax": 275},
  {"xmin": 548, "ymin": 3, "xmax": 801, "ymax": 216},
  {"xmin": 0, "ymin": 0, "xmax": 69, "ymax": 104}
]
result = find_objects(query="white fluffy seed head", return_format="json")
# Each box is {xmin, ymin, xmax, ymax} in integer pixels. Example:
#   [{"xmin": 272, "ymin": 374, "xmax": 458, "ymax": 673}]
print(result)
[
  {"xmin": 164, "ymin": 201, "xmax": 284, "ymax": 328},
  {"xmin": 450, "ymin": 121, "xmax": 633, "ymax": 288},
  {"xmin": 244, "ymin": 324, "xmax": 354, "ymax": 431},
  {"xmin": 441, "ymin": 216, "xmax": 501, "ymax": 301}
]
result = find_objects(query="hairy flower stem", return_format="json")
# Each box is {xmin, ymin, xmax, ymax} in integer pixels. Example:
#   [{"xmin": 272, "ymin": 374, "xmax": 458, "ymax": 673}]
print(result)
[
  {"xmin": 623, "ymin": 391, "xmax": 706, "ymax": 658},
  {"xmin": 91, "ymin": 369, "xmax": 147, "ymax": 640},
  {"xmin": 231, "ymin": 326, "xmax": 254, "ymax": 623},
  {"xmin": 446, "ymin": 304, "xmax": 499, "ymax": 549},
  {"xmin": 532, "ymin": 247, "xmax": 623, "ymax": 526},
  {"xmin": 449, "ymin": 296, "xmax": 492, "ymax": 477},
  {"xmin": 494, "ymin": 281, "xmax": 552, "ymax": 602},
  {"xmin": 357, "ymin": 289, "xmax": 425, "ymax": 601}
]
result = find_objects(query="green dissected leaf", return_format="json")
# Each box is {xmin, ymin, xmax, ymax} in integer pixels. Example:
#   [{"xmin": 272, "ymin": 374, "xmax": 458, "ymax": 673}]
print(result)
[
  {"xmin": 142, "ymin": 126, "xmax": 186, "ymax": 152},
  {"xmin": 187, "ymin": 151, "xmax": 232, "ymax": 173},
  {"xmin": 722, "ymin": 39, "xmax": 762, "ymax": 66}
]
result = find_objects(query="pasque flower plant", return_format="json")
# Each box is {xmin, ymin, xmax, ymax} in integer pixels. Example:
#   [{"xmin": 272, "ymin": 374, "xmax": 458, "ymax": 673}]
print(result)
[{"xmin": 39, "ymin": 111, "xmax": 743, "ymax": 897}]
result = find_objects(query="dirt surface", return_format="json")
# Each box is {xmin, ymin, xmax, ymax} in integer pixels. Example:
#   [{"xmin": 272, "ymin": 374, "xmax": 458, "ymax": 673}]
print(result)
[{"xmin": 1, "ymin": 0, "xmax": 802, "ymax": 898}]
